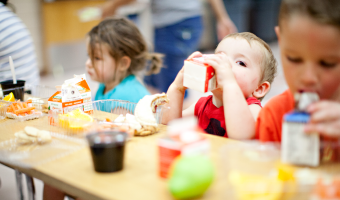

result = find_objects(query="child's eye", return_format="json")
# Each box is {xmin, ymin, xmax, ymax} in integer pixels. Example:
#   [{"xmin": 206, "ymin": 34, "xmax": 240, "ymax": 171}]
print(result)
[
  {"xmin": 94, "ymin": 56, "xmax": 101, "ymax": 60},
  {"xmin": 236, "ymin": 61, "xmax": 246, "ymax": 67},
  {"xmin": 287, "ymin": 56, "xmax": 302, "ymax": 63},
  {"xmin": 320, "ymin": 60, "xmax": 336, "ymax": 68}
]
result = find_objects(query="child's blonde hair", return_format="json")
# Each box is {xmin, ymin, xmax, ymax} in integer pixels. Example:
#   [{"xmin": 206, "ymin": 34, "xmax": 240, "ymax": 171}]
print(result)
[
  {"xmin": 87, "ymin": 17, "xmax": 163, "ymax": 82},
  {"xmin": 223, "ymin": 32, "xmax": 277, "ymax": 100},
  {"xmin": 279, "ymin": 0, "xmax": 340, "ymax": 30}
]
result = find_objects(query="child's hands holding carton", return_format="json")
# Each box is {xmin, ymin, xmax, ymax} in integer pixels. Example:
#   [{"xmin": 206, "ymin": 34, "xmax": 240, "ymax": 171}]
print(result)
[
  {"xmin": 305, "ymin": 101, "xmax": 340, "ymax": 138},
  {"xmin": 203, "ymin": 53, "xmax": 236, "ymax": 89}
]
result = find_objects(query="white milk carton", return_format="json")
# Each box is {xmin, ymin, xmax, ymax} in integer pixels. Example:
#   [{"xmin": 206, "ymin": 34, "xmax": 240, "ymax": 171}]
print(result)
[
  {"xmin": 183, "ymin": 55, "xmax": 217, "ymax": 93},
  {"xmin": 48, "ymin": 74, "xmax": 93, "ymax": 125}
]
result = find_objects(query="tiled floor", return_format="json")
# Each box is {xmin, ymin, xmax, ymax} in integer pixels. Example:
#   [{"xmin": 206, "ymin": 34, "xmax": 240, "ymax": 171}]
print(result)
[{"xmin": 0, "ymin": 41, "xmax": 287, "ymax": 200}]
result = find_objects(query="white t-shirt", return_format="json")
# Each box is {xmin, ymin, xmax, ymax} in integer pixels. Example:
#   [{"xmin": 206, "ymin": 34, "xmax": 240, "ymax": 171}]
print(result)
[
  {"xmin": 0, "ymin": 3, "xmax": 39, "ymax": 85},
  {"xmin": 151, "ymin": 0, "xmax": 203, "ymax": 28}
]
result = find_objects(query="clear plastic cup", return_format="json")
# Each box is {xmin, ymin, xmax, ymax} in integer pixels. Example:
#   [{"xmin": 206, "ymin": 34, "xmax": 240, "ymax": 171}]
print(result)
[{"xmin": 86, "ymin": 131, "xmax": 128, "ymax": 173}]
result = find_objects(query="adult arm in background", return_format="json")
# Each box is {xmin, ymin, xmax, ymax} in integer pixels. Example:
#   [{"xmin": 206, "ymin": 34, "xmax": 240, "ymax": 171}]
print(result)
[
  {"xmin": 208, "ymin": 0, "xmax": 238, "ymax": 40},
  {"xmin": 102, "ymin": 0, "xmax": 237, "ymax": 41},
  {"xmin": 101, "ymin": 0, "xmax": 135, "ymax": 18}
]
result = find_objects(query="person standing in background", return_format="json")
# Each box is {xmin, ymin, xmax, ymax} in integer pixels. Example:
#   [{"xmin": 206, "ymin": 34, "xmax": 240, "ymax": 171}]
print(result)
[
  {"xmin": 0, "ymin": 0, "xmax": 40, "ymax": 85},
  {"xmin": 102, "ymin": 0, "xmax": 237, "ymax": 96}
]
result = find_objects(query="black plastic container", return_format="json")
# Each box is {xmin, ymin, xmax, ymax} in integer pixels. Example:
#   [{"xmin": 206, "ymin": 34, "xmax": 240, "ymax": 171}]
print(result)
[
  {"xmin": 1, "ymin": 80, "xmax": 26, "ymax": 101},
  {"xmin": 87, "ymin": 131, "xmax": 127, "ymax": 173}
]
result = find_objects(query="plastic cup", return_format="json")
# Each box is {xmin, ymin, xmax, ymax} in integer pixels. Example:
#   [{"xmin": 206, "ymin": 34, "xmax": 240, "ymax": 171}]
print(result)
[
  {"xmin": 86, "ymin": 131, "xmax": 127, "ymax": 173},
  {"xmin": 0, "ymin": 80, "xmax": 26, "ymax": 101}
]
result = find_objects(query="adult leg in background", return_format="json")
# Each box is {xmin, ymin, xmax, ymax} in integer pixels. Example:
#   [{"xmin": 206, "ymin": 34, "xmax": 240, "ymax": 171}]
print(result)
[{"xmin": 144, "ymin": 16, "xmax": 203, "ymax": 98}]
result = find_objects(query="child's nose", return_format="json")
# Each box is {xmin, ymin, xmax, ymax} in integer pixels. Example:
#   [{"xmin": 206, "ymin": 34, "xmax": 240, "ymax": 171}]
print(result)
[{"xmin": 300, "ymin": 64, "xmax": 318, "ymax": 86}]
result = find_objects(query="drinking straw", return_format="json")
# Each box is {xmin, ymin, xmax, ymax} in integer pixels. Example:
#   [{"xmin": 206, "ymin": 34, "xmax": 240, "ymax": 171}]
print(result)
[{"xmin": 9, "ymin": 56, "xmax": 17, "ymax": 84}]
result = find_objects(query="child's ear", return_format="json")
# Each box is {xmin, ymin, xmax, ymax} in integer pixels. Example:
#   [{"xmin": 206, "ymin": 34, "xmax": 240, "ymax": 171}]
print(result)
[
  {"xmin": 118, "ymin": 56, "xmax": 131, "ymax": 72},
  {"xmin": 253, "ymin": 81, "xmax": 271, "ymax": 99},
  {"xmin": 275, "ymin": 26, "xmax": 280, "ymax": 43}
]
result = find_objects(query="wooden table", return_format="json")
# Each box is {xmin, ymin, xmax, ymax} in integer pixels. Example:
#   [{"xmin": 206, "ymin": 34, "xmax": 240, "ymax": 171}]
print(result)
[
  {"xmin": 1, "ymin": 116, "xmax": 339, "ymax": 200},
  {"xmin": 0, "ymin": 116, "xmax": 236, "ymax": 200}
]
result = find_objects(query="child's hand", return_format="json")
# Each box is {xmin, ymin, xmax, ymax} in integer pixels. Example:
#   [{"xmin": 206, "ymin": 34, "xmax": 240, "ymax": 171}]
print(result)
[
  {"xmin": 204, "ymin": 53, "xmax": 236, "ymax": 89},
  {"xmin": 172, "ymin": 51, "xmax": 203, "ymax": 92},
  {"xmin": 305, "ymin": 101, "xmax": 340, "ymax": 138}
]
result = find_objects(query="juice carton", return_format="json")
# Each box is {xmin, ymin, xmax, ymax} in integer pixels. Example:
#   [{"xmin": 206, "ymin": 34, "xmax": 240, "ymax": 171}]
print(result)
[
  {"xmin": 158, "ymin": 117, "xmax": 210, "ymax": 178},
  {"xmin": 48, "ymin": 74, "xmax": 93, "ymax": 125},
  {"xmin": 282, "ymin": 92, "xmax": 320, "ymax": 166},
  {"xmin": 183, "ymin": 54, "xmax": 217, "ymax": 93}
]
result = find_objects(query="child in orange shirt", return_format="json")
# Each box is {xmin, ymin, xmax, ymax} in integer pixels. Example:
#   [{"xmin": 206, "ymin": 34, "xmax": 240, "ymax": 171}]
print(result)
[{"xmin": 256, "ymin": 0, "xmax": 340, "ymax": 142}]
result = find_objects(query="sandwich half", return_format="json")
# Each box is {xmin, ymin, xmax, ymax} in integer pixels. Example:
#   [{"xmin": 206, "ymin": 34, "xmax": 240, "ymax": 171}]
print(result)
[{"xmin": 134, "ymin": 93, "xmax": 169, "ymax": 126}]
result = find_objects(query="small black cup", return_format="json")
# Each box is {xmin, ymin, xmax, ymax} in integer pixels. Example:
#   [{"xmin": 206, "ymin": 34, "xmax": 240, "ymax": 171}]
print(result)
[
  {"xmin": 87, "ymin": 131, "xmax": 127, "ymax": 173},
  {"xmin": 1, "ymin": 80, "xmax": 26, "ymax": 101}
]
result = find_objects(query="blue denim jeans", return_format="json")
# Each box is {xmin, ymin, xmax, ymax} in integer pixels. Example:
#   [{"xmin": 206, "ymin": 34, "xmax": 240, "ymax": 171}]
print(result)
[{"xmin": 144, "ymin": 16, "xmax": 203, "ymax": 96}]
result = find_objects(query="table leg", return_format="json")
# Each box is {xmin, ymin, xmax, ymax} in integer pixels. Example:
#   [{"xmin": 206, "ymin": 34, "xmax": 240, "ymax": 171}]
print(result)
[
  {"xmin": 15, "ymin": 170, "xmax": 24, "ymax": 200},
  {"xmin": 25, "ymin": 174, "xmax": 36, "ymax": 200}
]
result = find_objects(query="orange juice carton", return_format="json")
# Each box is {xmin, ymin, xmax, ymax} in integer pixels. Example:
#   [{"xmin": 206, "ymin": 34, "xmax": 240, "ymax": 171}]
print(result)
[
  {"xmin": 158, "ymin": 117, "xmax": 210, "ymax": 178},
  {"xmin": 183, "ymin": 54, "xmax": 217, "ymax": 93},
  {"xmin": 48, "ymin": 74, "xmax": 93, "ymax": 125}
]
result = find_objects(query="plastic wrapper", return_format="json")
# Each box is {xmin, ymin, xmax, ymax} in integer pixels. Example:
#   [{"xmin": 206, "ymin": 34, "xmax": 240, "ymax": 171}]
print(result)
[
  {"xmin": 48, "ymin": 99, "xmax": 168, "ymax": 137},
  {"xmin": 0, "ymin": 116, "xmax": 86, "ymax": 168},
  {"xmin": 0, "ymin": 100, "xmax": 11, "ymax": 120},
  {"xmin": 0, "ymin": 132, "xmax": 85, "ymax": 168},
  {"xmin": 0, "ymin": 84, "xmax": 55, "ymax": 120},
  {"xmin": 220, "ymin": 141, "xmax": 321, "ymax": 200}
]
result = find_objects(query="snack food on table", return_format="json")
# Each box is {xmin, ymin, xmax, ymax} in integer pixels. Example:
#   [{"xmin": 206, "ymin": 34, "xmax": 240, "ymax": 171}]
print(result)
[
  {"xmin": 136, "ymin": 125, "xmax": 159, "ymax": 136},
  {"xmin": 134, "ymin": 93, "xmax": 169, "ymax": 126},
  {"xmin": 2, "ymin": 92, "xmax": 15, "ymax": 102},
  {"xmin": 313, "ymin": 176, "xmax": 340, "ymax": 199},
  {"xmin": 58, "ymin": 108, "xmax": 93, "ymax": 133},
  {"xmin": 15, "ymin": 126, "xmax": 52, "ymax": 144},
  {"xmin": 102, "ymin": 114, "xmax": 161, "ymax": 136},
  {"xmin": 6, "ymin": 100, "xmax": 43, "ymax": 120},
  {"xmin": 229, "ymin": 163, "xmax": 297, "ymax": 200},
  {"xmin": 27, "ymin": 97, "xmax": 48, "ymax": 113}
]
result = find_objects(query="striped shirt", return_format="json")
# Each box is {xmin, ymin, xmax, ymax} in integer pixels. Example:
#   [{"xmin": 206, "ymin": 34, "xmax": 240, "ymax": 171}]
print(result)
[{"xmin": 0, "ymin": 3, "xmax": 39, "ymax": 85}]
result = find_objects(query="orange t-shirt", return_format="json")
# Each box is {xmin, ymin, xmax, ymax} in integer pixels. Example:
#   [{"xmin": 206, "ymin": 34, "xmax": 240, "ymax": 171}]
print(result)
[{"xmin": 255, "ymin": 90, "xmax": 294, "ymax": 142}]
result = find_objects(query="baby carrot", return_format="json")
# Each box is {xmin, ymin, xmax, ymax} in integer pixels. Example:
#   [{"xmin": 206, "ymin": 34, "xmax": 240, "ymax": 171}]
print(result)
[
  {"xmin": 14, "ymin": 107, "xmax": 35, "ymax": 115},
  {"xmin": 23, "ymin": 103, "xmax": 27, "ymax": 108},
  {"xmin": 10, "ymin": 104, "xmax": 16, "ymax": 112},
  {"xmin": 26, "ymin": 99, "xmax": 32, "ymax": 103}
]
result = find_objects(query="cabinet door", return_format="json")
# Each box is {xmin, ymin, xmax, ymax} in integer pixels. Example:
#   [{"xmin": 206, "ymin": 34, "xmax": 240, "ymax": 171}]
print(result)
[{"xmin": 42, "ymin": 0, "xmax": 105, "ymax": 45}]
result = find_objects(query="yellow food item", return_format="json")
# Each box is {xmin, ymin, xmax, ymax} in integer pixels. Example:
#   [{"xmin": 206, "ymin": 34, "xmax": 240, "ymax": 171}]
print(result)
[
  {"xmin": 276, "ymin": 163, "xmax": 295, "ymax": 181},
  {"xmin": 229, "ymin": 163, "xmax": 297, "ymax": 200},
  {"xmin": 3, "ymin": 92, "xmax": 15, "ymax": 102},
  {"xmin": 59, "ymin": 108, "xmax": 93, "ymax": 133},
  {"xmin": 229, "ymin": 170, "xmax": 284, "ymax": 200}
]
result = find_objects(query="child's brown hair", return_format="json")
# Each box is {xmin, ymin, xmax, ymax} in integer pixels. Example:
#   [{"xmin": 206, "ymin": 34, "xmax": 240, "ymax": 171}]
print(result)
[
  {"xmin": 223, "ymin": 32, "xmax": 277, "ymax": 100},
  {"xmin": 87, "ymin": 17, "xmax": 163, "ymax": 82},
  {"xmin": 279, "ymin": 0, "xmax": 340, "ymax": 30}
]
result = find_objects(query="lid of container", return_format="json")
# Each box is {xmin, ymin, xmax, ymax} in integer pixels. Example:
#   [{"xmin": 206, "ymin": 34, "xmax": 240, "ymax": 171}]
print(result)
[{"xmin": 86, "ymin": 131, "xmax": 127, "ymax": 146}]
